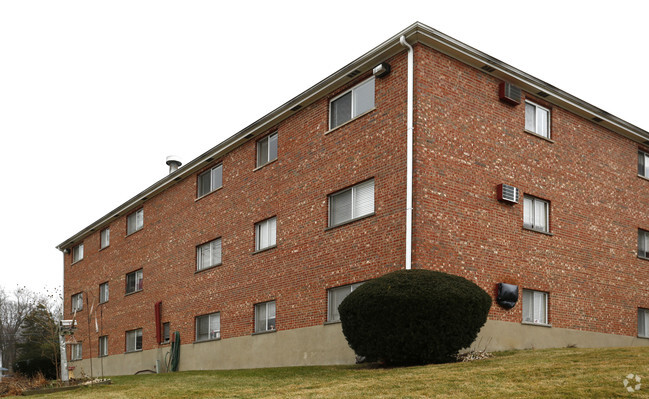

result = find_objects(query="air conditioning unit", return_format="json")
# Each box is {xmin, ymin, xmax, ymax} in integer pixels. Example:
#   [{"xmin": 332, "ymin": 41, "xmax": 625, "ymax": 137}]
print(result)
[
  {"xmin": 499, "ymin": 82, "xmax": 521, "ymax": 105},
  {"xmin": 497, "ymin": 183, "xmax": 519, "ymax": 204}
]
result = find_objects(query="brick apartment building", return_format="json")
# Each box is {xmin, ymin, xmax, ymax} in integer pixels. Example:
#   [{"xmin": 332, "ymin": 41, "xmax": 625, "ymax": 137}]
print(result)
[{"xmin": 58, "ymin": 22, "xmax": 649, "ymax": 375}]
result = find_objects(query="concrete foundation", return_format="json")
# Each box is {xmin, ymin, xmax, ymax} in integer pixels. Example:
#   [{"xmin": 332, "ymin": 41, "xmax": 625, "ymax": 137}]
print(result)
[{"xmin": 69, "ymin": 320, "xmax": 649, "ymax": 376}]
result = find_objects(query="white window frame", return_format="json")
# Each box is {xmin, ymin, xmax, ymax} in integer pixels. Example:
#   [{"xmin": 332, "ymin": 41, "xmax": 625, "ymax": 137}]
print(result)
[
  {"xmin": 522, "ymin": 289, "xmax": 549, "ymax": 325},
  {"xmin": 256, "ymin": 132, "xmax": 278, "ymax": 168},
  {"xmin": 639, "ymin": 308, "xmax": 649, "ymax": 338},
  {"xmin": 525, "ymin": 100, "xmax": 551, "ymax": 138},
  {"xmin": 125, "ymin": 269, "xmax": 143, "ymax": 294},
  {"xmin": 99, "ymin": 282, "xmax": 109, "ymax": 303},
  {"xmin": 328, "ymin": 179, "xmax": 375, "ymax": 227},
  {"xmin": 523, "ymin": 195, "xmax": 550, "ymax": 233},
  {"xmin": 125, "ymin": 328, "xmax": 142, "ymax": 352},
  {"xmin": 98, "ymin": 336, "xmax": 108, "ymax": 357},
  {"xmin": 71, "ymin": 292, "xmax": 83, "ymax": 312},
  {"xmin": 327, "ymin": 282, "xmax": 364, "ymax": 322},
  {"xmin": 127, "ymin": 209, "xmax": 144, "ymax": 235},
  {"xmin": 100, "ymin": 228, "xmax": 110, "ymax": 249},
  {"xmin": 197, "ymin": 238, "xmax": 222, "ymax": 271},
  {"xmin": 197, "ymin": 164, "xmax": 223, "ymax": 198},
  {"xmin": 195, "ymin": 312, "xmax": 221, "ymax": 341},
  {"xmin": 639, "ymin": 151, "xmax": 649, "ymax": 178},
  {"xmin": 72, "ymin": 243, "xmax": 84, "ymax": 263},
  {"xmin": 70, "ymin": 343, "xmax": 82, "ymax": 361},
  {"xmin": 254, "ymin": 301, "xmax": 276, "ymax": 333},
  {"xmin": 639, "ymin": 229, "xmax": 649, "ymax": 259},
  {"xmin": 255, "ymin": 217, "xmax": 277, "ymax": 251},
  {"xmin": 329, "ymin": 77, "xmax": 375, "ymax": 129}
]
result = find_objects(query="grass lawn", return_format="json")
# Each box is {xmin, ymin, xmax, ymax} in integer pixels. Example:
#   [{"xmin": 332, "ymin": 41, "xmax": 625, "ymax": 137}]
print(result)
[{"xmin": 16, "ymin": 346, "xmax": 649, "ymax": 398}]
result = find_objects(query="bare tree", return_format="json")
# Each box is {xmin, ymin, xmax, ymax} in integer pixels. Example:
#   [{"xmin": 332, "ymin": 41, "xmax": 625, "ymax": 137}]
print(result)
[{"xmin": 0, "ymin": 287, "xmax": 37, "ymax": 372}]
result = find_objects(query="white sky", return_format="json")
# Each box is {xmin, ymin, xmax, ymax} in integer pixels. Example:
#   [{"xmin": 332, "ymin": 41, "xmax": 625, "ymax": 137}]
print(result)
[{"xmin": 1, "ymin": 1, "xmax": 648, "ymax": 294}]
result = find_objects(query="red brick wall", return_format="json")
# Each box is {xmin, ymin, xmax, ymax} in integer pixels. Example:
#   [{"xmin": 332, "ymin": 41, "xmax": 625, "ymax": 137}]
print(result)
[
  {"xmin": 412, "ymin": 43, "xmax": 649, "ymax": 336},
  {"xmin": 64, "ymin": 41, "xmax": 649, "ymax": 362},
  {"xmin": 63, "ymin": 52, "xmax": 409, "ymax": 359}
]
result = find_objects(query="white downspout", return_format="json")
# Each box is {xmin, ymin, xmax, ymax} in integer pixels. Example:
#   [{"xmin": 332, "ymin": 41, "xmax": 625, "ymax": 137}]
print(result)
[{"xmin": 400, "ymin": 35, "xmax": 413, "ymax": 270}]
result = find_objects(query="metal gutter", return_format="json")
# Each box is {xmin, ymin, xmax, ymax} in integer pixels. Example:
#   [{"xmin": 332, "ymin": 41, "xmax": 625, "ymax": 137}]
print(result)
[{"xmin": 57, "ymin": 21, "xmax": 649, "ymax": 251}]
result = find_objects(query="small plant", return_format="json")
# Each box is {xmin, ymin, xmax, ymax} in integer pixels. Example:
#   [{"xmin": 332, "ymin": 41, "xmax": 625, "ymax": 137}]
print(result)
[{"xmin": 339, "ymin": 269, "xmax": 491, "ymax": 365}]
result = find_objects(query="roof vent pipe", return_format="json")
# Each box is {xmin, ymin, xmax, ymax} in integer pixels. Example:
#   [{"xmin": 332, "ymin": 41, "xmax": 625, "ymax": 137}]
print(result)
[{"xmin": 166, "ymin": 156, "xmax": 182, "ymax": 174}]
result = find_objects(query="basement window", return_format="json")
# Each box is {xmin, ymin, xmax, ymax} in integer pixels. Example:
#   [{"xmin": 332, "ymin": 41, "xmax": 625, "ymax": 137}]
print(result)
[
  {"xmin": 525, "ymin": 100, "xmax": 551, "ymax": 139},
  {"xmin": 329, "ymin": 77, "xmax": 375, "ymax": 129},
  {"xmin": 162, "ymin": 323, "xmax": 170, "ymax": 344},
  {"xmin": 329, "ymin": 179, "xmax": 374, "ymax": 227},
  {"xmin": 327, "ymin": 282, "xmax": 364, "ymax": 322},
  {"xmin": 639, "ymin": 308, "xmax": 649, "ymax": 338},
  {"xmin": 125, "ymin": 328, "xmax": 142, "ymax": 352},
  {"xmin": 196, "ymin": 312, "xmax": 220, "ymax": 341},
  {"xmin": 197, "ymin": 164, "xmax": 223, "ymax": 197},
  {"xmin": 99, "ymin": 336, "xmax": 108, "ymax": 357},
  {"xmin": 522, "ymin": 289, "xmax": 549, "ymax": 325},
  {"xmin": 254, "ymin": 301, "xmax": 276, "ymax": 333}
]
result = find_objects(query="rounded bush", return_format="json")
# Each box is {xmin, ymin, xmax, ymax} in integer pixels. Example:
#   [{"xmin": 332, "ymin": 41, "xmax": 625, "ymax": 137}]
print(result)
[{"xmin": 338, "ymin": 269, "xmax": 491, "ymax": 365}]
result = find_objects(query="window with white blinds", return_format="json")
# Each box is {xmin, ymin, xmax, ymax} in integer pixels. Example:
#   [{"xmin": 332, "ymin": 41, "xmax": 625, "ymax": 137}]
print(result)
[
  {"xmin": 98, "ymin": 336, "xmax": 108, "ymax": 357},
  {"xmin": 327, "ymin": 282, "xmax": 364, "ymax": 322},
  {"xmin": 525, "ymin": 101, "xmax": 550, "ymax": 138},
  {"xmin": 127, "ymin": 209, "xmax": 144, "ymax": 235},
  {"xmin": 197, "ymin": 238, "xmax": 222, "ymax": 271},
  {"xmin": 329, "ymin": 179, "xmax": 374, "ymax": 227},
  {"xmin": 196, "ymin": 312, "xmax": 221, "ymax": 341},
  {"xmin": 638, "ymin": 229, "xmax": 649, "ymax": 259},
  {"xmin": 100, "ymin": 228, "xmax": 110, "ymax": 249},
  {"xmin": 257, "ymin": 133, "xmax": 278, "ymax": 168},
  {"xmin": 329, "ymin": 77, "xmax": 375, "ymax": 129},
  {"xmin": 639, "ymin": 308, "xmax": 649, "ymax": 338},
  {"xmin": 523, "ymin": 195, "xmax": 549, "ymax": 233},
  {"xmin": 72, "ymin": 243, "xmax": 84, "ymax": 263},
  {"xmin": 126, "ymin": 328, "xmax": 142, "ymax": 352},
  {"xmin": 70, "ymin": 343, "xmax": 83, "ymax": 360},
  {"xmin": 197, "ymin": 164, "xmax": 223, "ymax": 197},
  {"xmin": 99, "ymin": 282, "xmax": 109, "ymax": 303},
  {"xmin": 522, "ymin": 289, "xmax": 548, "ymax": 325},
  {"xmin": 639, "ymin": 151, "xmax": 649, "ymax": 178},
  {"xmin": 255, "ymin": 301, "xmax": 276, "ymax": 333},
  {"xmin": 255, "ymin": 217, "xmax": 277, "ymax": 251},
  {"xmin": 71, "ymin": 292, "xmax": 83, "ymax": 312}
]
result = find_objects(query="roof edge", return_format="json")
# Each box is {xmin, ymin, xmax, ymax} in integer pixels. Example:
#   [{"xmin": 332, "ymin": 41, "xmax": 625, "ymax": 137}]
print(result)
[{"xmin": 56, "ymin": 21, "xmax": 649, "ymax": 250}]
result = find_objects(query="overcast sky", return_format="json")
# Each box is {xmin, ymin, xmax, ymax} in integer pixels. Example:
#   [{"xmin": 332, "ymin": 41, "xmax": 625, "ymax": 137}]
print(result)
[{"xmin": 1, "ymin": 1, "xmax": 647, "ymax": 294}]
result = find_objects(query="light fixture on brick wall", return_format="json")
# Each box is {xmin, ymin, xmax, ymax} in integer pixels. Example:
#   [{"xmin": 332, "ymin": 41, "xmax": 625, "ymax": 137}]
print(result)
[{"xmin": 373, "ymin": 62, "xmax": 391, "ymax": 78}]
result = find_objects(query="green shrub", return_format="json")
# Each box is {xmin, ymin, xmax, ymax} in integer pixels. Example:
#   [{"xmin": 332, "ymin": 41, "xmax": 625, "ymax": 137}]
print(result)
[{"xmin": 338, "ymin": 269, "xmax": 491, "ymax": 365}]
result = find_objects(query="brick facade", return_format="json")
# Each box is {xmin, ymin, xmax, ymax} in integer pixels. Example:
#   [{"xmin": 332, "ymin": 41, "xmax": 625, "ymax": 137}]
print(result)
[{"xmin": 60, "ymin": 23, "xmax": 649, "ymax": 371}]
